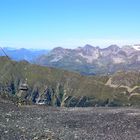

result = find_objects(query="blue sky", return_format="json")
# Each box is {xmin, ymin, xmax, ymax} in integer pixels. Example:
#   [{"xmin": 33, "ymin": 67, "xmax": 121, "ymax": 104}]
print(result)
[{"xmin": 0, "ymin": 0, "xmax": 140, "ymax": 49}]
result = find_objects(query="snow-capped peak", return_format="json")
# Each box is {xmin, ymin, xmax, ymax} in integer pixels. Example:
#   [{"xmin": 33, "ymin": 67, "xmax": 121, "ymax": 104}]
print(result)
[{"xmin": 132, "ymin": 44, "xmax": 140, "ymax": 51}]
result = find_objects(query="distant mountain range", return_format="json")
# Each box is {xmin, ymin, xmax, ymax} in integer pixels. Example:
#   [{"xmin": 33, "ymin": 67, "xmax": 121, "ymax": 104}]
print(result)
[
  {"xmin": 1, "ymin": 44, "xmax": 140, "ymax": 75},
  {"xmin": 0, "ymin": 47, "xmax": 49, "ymax": 62},
  {"xmin": 36, "ymin": 44, "xmax": 140, "ymax": 75}
]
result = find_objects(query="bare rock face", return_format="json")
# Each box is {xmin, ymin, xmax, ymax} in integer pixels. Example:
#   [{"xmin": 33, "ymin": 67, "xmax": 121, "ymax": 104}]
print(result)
[{"xmin": 36, "ymin": 44, "xmax": 140, "ymax": 75}]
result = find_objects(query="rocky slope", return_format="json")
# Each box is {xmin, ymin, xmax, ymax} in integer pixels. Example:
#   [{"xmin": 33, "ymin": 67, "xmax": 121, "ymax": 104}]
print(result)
[
  {"xmin": 0, "ymin": 56, "xmax": 140, "ymax": 107},
  {"xmin": 36, "ymin": 44, "xmax": 140, "ymax": 75},
  {"xmin": 0, "ymin": 99, "xmax": 140, "ymax": 140},
  {"xmin": 0, "ymin": 57, "xmax": 140, "ymax": 107}
]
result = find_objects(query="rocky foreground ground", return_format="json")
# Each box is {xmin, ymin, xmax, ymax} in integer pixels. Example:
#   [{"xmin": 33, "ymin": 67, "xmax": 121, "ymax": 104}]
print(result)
[{"xmin": 0, "ymin": 99, "xmax": 140, "ymax": 140}]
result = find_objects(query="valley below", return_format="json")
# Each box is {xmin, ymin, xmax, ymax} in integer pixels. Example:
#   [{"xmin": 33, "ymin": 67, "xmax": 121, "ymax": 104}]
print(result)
[{"xmin": 0, "ymin": 98, "xmax": 140, "ymax": 140}]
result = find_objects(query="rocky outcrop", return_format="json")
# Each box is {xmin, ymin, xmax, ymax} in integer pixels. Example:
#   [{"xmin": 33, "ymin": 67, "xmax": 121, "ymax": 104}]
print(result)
[{"xmin": 36, "ymin": 44, "xmax": 140, "ymax": 75}]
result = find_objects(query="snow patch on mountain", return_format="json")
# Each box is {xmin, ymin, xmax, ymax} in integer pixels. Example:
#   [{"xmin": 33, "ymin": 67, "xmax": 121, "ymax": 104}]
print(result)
[
  {"xmin": 112, "ymin": 57, "xmax": 125, "ymax": 64},
  {"xmin": 132, "ymin": 44, "xmax": 140, "ymax": 51}
]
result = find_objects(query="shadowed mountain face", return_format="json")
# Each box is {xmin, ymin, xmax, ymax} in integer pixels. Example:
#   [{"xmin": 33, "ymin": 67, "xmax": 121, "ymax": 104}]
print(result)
[
  {"xmin": 36, "ymin": 44, "xmax": 140, "ymax": 75},
  {"xmin": 0, "ymin": 56, "xmax": 140, "ymax": 107},
  {"xmin": 0, "ymin": 47, "xmax": 49, "ymax": 62}
]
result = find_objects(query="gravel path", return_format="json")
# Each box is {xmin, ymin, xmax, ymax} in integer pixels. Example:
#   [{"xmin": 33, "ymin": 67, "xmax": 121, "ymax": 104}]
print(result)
[{"xmin": 0, "ymin": 99, "xmax": 140, "ymax": 140}]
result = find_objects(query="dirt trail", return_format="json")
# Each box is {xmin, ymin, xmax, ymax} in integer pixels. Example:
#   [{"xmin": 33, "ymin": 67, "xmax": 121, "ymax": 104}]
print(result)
[{"xmin": 106, "ymin": 77, "xmax": 140, "ymax": 92}]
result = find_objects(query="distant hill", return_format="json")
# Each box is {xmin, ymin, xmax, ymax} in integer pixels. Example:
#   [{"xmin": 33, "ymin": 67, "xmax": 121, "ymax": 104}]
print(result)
[
  {"xmin": 0, "ymin": 56, "xmax": 140, "ymax": 107},
  {"xmin": 0, "ymin": 47, "xmax": 49, "ymax": 62},
  {"xmin": 36, "ymin": 44, "xmax": 140, "ymax": 75}
]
